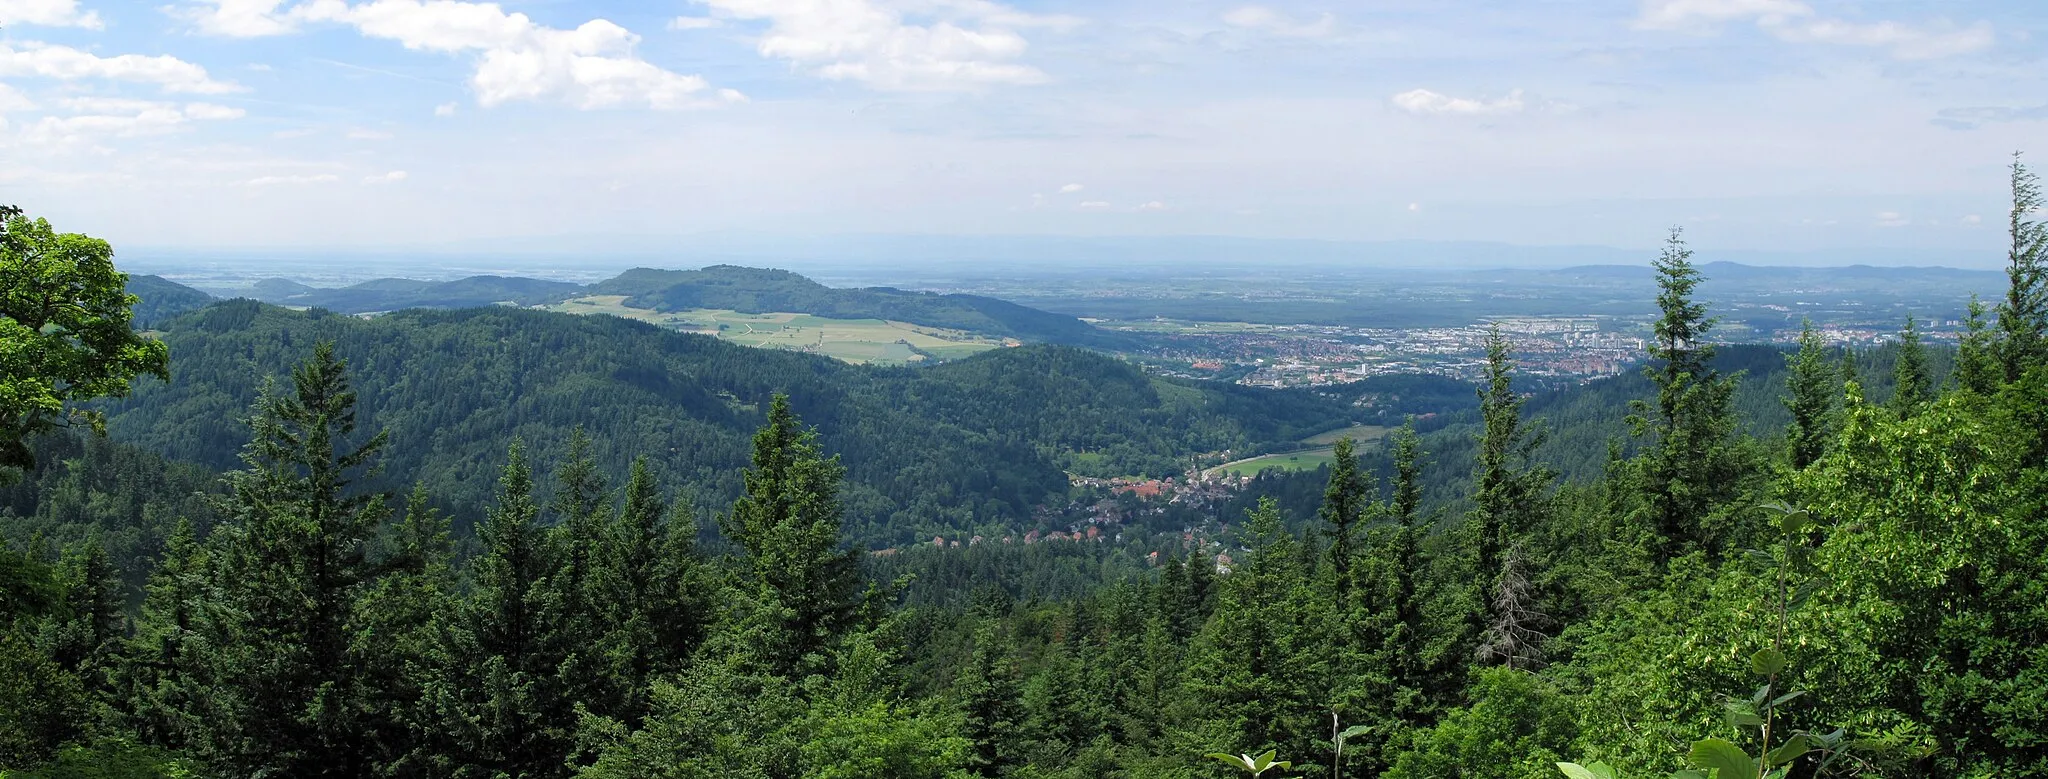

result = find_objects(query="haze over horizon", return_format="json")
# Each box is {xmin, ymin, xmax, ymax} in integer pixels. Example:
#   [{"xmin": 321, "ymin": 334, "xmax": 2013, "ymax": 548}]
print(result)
[{"xmin": 4, "ymin": 0, "xmax": 2045, "ymax": 263}]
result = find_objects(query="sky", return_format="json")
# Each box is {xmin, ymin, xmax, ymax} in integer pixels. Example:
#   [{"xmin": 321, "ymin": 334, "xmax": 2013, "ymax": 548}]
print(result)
[{"xmin": 1, "ymin": 0, "xmax": 2045, "ymax": 265}]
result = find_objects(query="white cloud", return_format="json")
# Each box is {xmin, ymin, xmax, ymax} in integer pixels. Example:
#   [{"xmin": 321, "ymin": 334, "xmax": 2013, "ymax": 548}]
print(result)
[
  {"xmin": 1407, "ymin": 202, "xmax": 1421, "ymax": 212},
  {"xmin": 1058, "ymin": 183, "xmax": 1083, "ymax": 193},
  {"xmin": 698, "ymin": 0, "xmax": 1077, "ymax": 91},
  {"xmin": 1962, "ymin": 214, "xmax": 1983, "ymax": 226},
  {"xmin": 166, "ymin": 0, "xmax": 737, "ymax": 109},
  {"xmin": 1391, "ymin": 88, "xmax": 1525, "ymax": 116},
  {"xmin": 20, "ymin": 100, "xmax": 243, "ymax": 145},
  {"xmin": 1875, "ymin": 211, "xmax": 1908, "ymax": 227},
  {"xmin": 1634, "ymin": 0, "xmax": 1808, "ymax": 31},
  {"xmin": 0, "ymin": 42, "xmax": 243, "ymax": 94},
  {"xmin": 363, "ymin": 170, "xmax": 408, "ymax": 183},
  {"xmin": 1633, "ymin": 0, "xmax": 1992, "ymax": 60},
  {"xmin": 433, "ymin": 101, "xmax": 457, "ymax": 116},
  {"xmin": 172, "ymin": 0, "xmax": 301, "ymax": 36},
  {"xmin": 291, "ymin": 0, "xmax": 739, "ymax": 109},
  {"xmin": 347, "ymin": 127, "xmax": 394, "ymax": 139},
  {"xmin": 1076, "ymin": 200, "xmax": 1111, "ymax": 210},
  {"xmin": 668, "ymin": 15, "xmax": 719, "ymax": 30},
  {"xmin": 1221, "ymin": 6, "xmax": 1334, "ymax": 39},
  {"xmin": 0, "ymin": 84, "xmax": 35, "ymax": 112},
  {"xmin": 1136, "ymin": 200, "xmax": 1166, "ymax": 211},
  {"xmin": 245, "ymin": 173, "xmax": 342, "ymax": 185},
  {"xmin": 0, "ymin": 0, "xmax": 103, "ymax": 29}
]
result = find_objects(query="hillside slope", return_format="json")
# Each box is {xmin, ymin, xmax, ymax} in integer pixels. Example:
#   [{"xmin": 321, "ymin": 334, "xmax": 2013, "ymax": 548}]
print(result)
[
  {"xmin": 102, "ymin": 301, "xmax": 1354, "ymax": 544},
  {"xmin": 246, "ymin": 275, "xmax": 583, "ymax": 312},
  {"xmin": 589, "ymin": 265, "xmax": 1120, "ymax": 346}
]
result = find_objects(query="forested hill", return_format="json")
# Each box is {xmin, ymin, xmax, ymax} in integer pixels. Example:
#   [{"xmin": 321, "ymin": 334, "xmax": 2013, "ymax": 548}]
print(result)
[
  {"xmin": 98, "ymin": 300, "xmax": 1354, "ymax": 544},
  {"xmin": 588, "ymin": 265, "xmax": 1121, "ymax": 345},
  {"xmin": 123, "ymin": 275, "xmax": 212, "ymax": 328},
  {"xmin": 242, "ymin": 274, "xmax": 583, "ymax": 313}
]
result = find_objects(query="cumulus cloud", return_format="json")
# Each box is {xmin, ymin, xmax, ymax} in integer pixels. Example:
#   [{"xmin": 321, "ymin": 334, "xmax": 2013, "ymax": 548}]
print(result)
[
  {"xmin": 1391, "ymin": 88, "xmax": 1525, "ymax": 116},
  {"xmin": 433, "ymin": 101, "xmax": 457, "ymax": 116},
  {"xmin": 1221, "ymin": 6, "xmax": 1334, "ymax": 38},
  {"xmin": 0, "ymin": 42, "xmax": 243, "ymax": 94},
  {"xmin": 1058, "ymin": 183, "xmax": 1083, "ymax": 193},
  {"xmin": 1633, "ymin": 0, "xmax": 1992, "ymax": 60},
  {"xmin": 167, "ymin": 0, "xmax": 739, "ymax": 109},
  {"xmin": 363, "ymin": 170, "xmax": 408, "ymax": 183},
  {"xmin": 1135, "ymin": 200, "xmax": 1167, "ymax": 211},
  {"xmin": 667, "ymin": 15, "xmax": 719, "ymax": 30},
  {"xmin": 1962, "ymin": 214, "xmax": 1983, "ymax": 225},
  {"xmin": 245, "ymin": 173, "xmax": 342, "ymax": 185},
  {"xmin": 1076, "ymin": 200, "xmax": 1111, "ymax": 210},
  {"xmin": 172, "ymin": 0, "xmax": 301, "ymax": 36},
  {"xmin": 0, "ymin": 0, "xmax": 102, "ymax": 28},
  {"xmin": 20, "ymin": 99, "xmax": 244, "ymax": 144},
  {"xmin": 1875, "ymin": 211, "xmax": 1909, "ymax": 227},
  {"xmin": 697, "ymin": 0, "xmax": 1078, "ymax": 91}
]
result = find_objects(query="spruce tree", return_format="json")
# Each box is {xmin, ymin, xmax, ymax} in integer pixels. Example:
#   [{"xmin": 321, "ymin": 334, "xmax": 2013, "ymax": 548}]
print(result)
[
  {"xmin": 1891, "ymin": 314, "xmax": 1931, "ymax": 416},
  {"xmin": 352, "ymin": 484, "xmax": 455, "ymax": 776},
  {"xmin": 719, "ymin": 394, "xmax": 860, "ymax": 677},
  {"xmin": 1631, "ymin": 228, "xmax": 1742, "ymax": 559},
  {"xmin": 1472, "ymin": 328, "xmax": 1537, "ymax": 579},
  {"xmin": 1999, "ymin": 152, "xmax": 2048, "ymax": 380},
  {"xmin": 1784, "ymin": 320, "xmax": 1838, "ymax": 470},
  {"xmin": 1316, "ymin": 436, "xmax": 1369, "ymax": 595},
  {"xmin": 120, "ymin": 518, "xmax": 214, "ymax": 751},
  {"xmin": 439, "ymin": 442, "xmax": 574, "ymax": 779},
  {"xmin": 956, "ymin": 624, "xmax": 1022, "ymax": 777},
  {"xmin": 202, "ymin": 342, "xmax": 389, "ymax": 777},
  {"xmin": 1957, "ymin": 295, "xmax": 2001, "ymax": 394}
]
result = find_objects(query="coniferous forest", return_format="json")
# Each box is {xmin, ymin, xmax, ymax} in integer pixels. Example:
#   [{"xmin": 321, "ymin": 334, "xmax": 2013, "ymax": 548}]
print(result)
[{"xmin": 2, "ymin": 159, "xmax": 2047, "ymax": 779}]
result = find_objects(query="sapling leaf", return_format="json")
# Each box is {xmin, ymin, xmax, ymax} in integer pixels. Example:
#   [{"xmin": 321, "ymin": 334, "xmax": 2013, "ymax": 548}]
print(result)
[
  {"xmin": 1767, "ymin": 690, "xmax": 1805, "ymax": 709},
  {"xmin": 1765, "ymin": 735, "xmax": 1813, "ymax": 767},
  {"xmin": 1690, "ymin": 738, "xmax": 1756, "ymax": 779},
  {"xmin": 1749, "ymin": 649, "xmax": 1788, "ymax": 677},
  {"xmin": 1558, "ymin": 762, "xmax": 1602, "ymax": 779}
]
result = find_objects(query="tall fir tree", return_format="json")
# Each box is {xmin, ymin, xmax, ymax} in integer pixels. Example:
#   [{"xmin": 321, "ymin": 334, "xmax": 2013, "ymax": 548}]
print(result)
[
  {"xmin": 119, "ymin": 517, "xmax": 214, "ymax": 752},
  {"xmin": 1317, "ymin": 436, "xmax": 1370, "ymax": 597},
  {"xmin": 352, "ymin": 484, "xmax": 456, "ymax": 777},
  {"xmin": 719, "ymin": 394, "xmax": 861, "ymax": 677},
  {"xmin": 955, "ymin": 623, "xmax": 1022, "ymax": 777},
  {"xmin": 1472, "ymin": 327, "xmax": 1543, "ymax": 580},
  {"xmin": 1999, "ymin": 152, "xmax": 2048, "ymax": 381},
  {"xmin": 1891, "ymin": 314, "xmax": 1932, "ymax": 417},
  {"xmin": 1631, "ymin": 228, "xmax": 1744, "ymax": 560},
  {"xmin": 436, "ymin": 442, "xmax": 575, "ymax": 779},
  {"xmin": 201, "ymin": 342, "xmax": 390, "ymax": 777},
  {"xmin": 1784, "ymin": 320, "xmax": 1838, "ymax": 470},
  {"xmin": 1957, "ymin": 295, "xmax": 2002, "ymax": 394}
]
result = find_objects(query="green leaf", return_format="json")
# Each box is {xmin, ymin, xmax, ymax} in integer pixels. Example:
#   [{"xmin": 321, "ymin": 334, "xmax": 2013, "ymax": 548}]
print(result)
[
  {"xmin": 1338, "ymin": 724, "xmax": 1372, "ymax": 742},
  {"xmin": 1690, "ymin": 738, "xmax": 1756, "ymax": 779},
  {"xmin": 1559, "ymin": 763, "xmax": 1602, "ymax": 779},
  {"xmin": 1775, "ymin": 507, "xmax": 1811, "ymax": 536},
  {"xmin": 1766, "ymin": 690, "xmax": 1806, "ymax": 709},
  {"xmin": 1588, "ymin": 761, "xmax": 1621, "ymax": 779},
  {"xmin": 1724, "ymin": 702, "xmax": 1766, "ymax": 729},
  {"xmin": 1673, "ymin": 770, "xmax": 1710, "ymax": 779},
  {"xmin": 1749, "ymin": 649, "xmax": 1787, "ymax": 677},
  {"xmin": 1765, "ymin": 735, "xmax": 1813, "ymax": 767}
]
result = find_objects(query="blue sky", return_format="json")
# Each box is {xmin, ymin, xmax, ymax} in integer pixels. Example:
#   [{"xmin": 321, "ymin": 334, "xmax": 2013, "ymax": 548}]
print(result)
[{"xmin": 1, "ymin": 0, "xmax": 2044, "ymax": 263}]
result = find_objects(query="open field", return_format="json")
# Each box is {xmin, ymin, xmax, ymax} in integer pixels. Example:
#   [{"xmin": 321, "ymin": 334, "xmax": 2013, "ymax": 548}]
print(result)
[
  {"xmin": 542, "ymin": 296, "xmax": 1003, "ymax": 365},
  {"xmin": 1206, "ymin": 424, "xmax": 1393, "ymax": 476},
  {"xmin": 1213, "ymin": 449, "xmax": 1341, "ymax": 476},
  {"xmin": 1301, "ymin": 424, "xmax": 1393, "ymax": 446}
]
